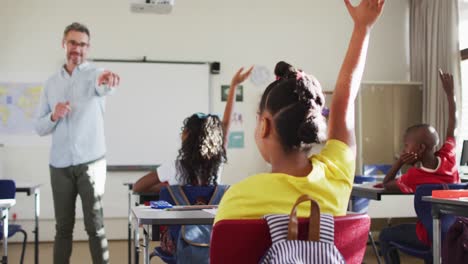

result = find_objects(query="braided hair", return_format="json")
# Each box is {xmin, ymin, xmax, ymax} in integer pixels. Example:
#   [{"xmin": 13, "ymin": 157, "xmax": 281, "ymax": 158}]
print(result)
[
  {"xmin": 176, "ymin": 114, "xmax": 227, "ymax": 185},
  {"xmin": 258, "ymin": 61, "xmax": 327, "ymax": 152}
]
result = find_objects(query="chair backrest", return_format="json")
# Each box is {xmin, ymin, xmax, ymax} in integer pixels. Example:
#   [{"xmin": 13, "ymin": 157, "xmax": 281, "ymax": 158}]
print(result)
[
  {"xmin": 0, "ymin": 179, "xmax": 16, "ymax": 199},
  {"xmin": 210, "ymin": 214, "xmax": 370, "ymax": 264},
  {"xmin": 414, "ymin": 183, "xmax": 468, "ymax": 242},
  {"xmin": 159, "ymin": 185, "xmax": 228, "ymax": 206}
]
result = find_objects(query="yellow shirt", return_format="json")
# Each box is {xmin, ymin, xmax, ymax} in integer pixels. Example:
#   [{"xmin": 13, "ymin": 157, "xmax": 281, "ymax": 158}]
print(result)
[{"xmin": 214, "ymin": 139, "xmax": 355, "ymax": 223}]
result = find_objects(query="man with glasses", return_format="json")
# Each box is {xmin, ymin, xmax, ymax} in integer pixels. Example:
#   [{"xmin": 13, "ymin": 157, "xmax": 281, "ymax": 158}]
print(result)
[{"xmin": 35, "ymin": 22, "xmax": 119, "ymax": 264}]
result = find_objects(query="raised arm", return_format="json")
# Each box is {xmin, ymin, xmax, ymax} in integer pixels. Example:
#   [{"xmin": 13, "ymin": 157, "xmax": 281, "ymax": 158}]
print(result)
[
  {"xmin": 222, "ymin": 66, "xmax": 253, "ymax": 147},
  {"xmin": 438, "ymin": 70, "xmax": 456, "ymax": 139},
  {"xmin": 328, "ymin": 0, "xmax": 384, "ymax": 155}
]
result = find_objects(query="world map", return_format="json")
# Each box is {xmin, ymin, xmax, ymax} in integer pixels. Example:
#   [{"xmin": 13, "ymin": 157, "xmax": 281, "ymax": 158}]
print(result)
[{"xmin": 0, "ymin": 83, "xmax": 43, "ymax": 134}]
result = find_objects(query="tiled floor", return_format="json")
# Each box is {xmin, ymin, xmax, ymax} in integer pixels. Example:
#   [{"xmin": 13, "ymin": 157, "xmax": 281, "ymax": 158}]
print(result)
[{"xmin": 6, "ymin": 240, "xmax": 425, "ymax": 264}]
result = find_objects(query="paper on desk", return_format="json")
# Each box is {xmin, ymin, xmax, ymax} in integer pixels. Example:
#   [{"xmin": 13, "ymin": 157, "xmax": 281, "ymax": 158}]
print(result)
[{"xmin": 202, "ymin": 208, "xmax": 218, "ymax": 215}]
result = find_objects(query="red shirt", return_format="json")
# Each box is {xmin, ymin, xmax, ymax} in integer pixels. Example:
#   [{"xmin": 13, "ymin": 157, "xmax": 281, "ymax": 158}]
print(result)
[{"xmin": 396, "ymin": 137, "xmax": 460, "ymax": 245}]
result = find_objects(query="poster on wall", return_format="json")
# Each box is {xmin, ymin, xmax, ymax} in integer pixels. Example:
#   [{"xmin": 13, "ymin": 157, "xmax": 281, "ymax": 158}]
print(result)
[
  {"xmin": 0, "ymin": 82, "xmax": 43, "ymax": 134},
  {"xmin": 228, "ymin": 131, "xmax": 244, "ymax": 149},
  {"xmin": 221, "ymin": 85, "xmax": 243, "ymax": 102}
]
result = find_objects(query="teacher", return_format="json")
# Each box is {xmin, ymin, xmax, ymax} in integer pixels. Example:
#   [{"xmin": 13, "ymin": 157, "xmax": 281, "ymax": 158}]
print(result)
[{"xmin": 35, "ymin": 22, "xmax": 119, "ymax": 264}]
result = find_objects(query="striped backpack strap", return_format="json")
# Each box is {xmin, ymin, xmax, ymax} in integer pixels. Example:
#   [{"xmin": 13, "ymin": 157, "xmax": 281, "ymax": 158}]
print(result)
[
  {"xmin": 166, "ymin": 185, "xmax": 190, "ymax": 206},
  {"xmin": 208, "ymin": 185, "xmax": 229, "ymax": 205},
  {"xmin": 264, "ymin": 214, "xmax": 335, "ymax": 244}
]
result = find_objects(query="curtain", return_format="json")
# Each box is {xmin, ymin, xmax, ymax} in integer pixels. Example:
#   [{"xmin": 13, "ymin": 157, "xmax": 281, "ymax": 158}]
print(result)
[{"xmin": 410, "ymin": 0, "xmax": 462, "ymax": 144}]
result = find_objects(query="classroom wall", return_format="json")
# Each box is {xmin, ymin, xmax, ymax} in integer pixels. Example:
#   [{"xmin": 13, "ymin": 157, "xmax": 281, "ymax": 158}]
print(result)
[{"xmin": 1, "ymin": 0, "xmax": 410, "ymax": 240}]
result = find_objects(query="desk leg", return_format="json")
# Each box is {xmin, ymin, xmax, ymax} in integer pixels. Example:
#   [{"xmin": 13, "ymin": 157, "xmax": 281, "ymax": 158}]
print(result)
[
  {"xmin": 433, "ymin": 217, "xmax": 441, "ymax": 264},
  {"xmin": 34, "ymin": 189, "xmax": 40, "ymax": 264},
  {"xmin": 134, "ymin": 221, "xmax": 139, "ymax": 264},
  {"xmin": 2, "ymin": 208, "xmax": 9, "ymax": 264},
  {"xmin": 128, "ymin": 187, "xmax": 132, "ymax": 264},
  {"xmin": 143, "ymin": 225, "xmax": 149, "ymax": 264}
]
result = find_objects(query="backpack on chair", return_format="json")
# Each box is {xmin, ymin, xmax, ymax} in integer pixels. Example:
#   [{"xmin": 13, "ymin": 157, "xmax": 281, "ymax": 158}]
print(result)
[
  {"xmin": 167, "ymin": 185, "xmax": 229, "ymax": 264},
  {"xmin": 442, "ymin": 217, "xmax": 468, "ymax": 264},
  {"xmin": 260, "ymin": 195, "xmax": 345, "ymax": 264}
]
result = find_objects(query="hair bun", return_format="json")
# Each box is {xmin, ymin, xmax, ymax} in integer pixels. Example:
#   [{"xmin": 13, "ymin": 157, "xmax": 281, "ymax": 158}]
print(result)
[{"xmin": 274, "ymin": 61, "xmax": 296, "ymax": 79}]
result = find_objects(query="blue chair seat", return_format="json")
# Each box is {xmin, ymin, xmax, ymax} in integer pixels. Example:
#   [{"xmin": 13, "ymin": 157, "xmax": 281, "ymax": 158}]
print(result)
[
  {"xmin": 0, "ymin": 224, "xmax": 24, "ymax": 238},
  {"xmin": 389, "ymin": 241, "xmax": 431, "ymax": 261},
  {"xmin": 0, "ymin": 179, "xmax": 28, "ymax": 263}
]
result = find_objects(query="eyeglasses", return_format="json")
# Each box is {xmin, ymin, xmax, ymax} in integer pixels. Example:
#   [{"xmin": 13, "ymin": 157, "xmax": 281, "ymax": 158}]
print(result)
[{"xmin": 66, "ymin": 40, "xmax": 89, "ymax": 48}]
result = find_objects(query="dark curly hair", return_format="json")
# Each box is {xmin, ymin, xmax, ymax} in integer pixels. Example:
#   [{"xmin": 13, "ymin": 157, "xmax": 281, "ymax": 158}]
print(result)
[
  {"xmin": 258, "ymin": 61, "xmax": 327, "ymax": 152},
  {"xmin": 176, "ymin": 113, "xmax": 227, "ymax": 185}
]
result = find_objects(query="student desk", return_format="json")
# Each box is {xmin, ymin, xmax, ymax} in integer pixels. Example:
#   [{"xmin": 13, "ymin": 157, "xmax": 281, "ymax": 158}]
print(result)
[
  {"xmin": 123, "ymin": 182, "xmax": 134, "ymax": 264},
  {"xmin": 15, "ymin": 182, "xmax": 41, "ymax": 264},
  {"xmin": 422, "ymin": 196, "xmax": 468, "ymax": 264},
  {"xmin": 0, "ymin": 199, "xmax": 16, "ymax": 264},
  {"xmin": 351, "ymin": 183, "xmax": 403, "ymax": 201},
  {"xmin": 123, "ymin": 185, "xmax": 159, "ymax": 264},
  {"xmin": 112, "ymin": 163, "xmax": 159, "ymax": 264},
  {"xmin": 132, "ymin": 206, "xmax": 215, "ymax": 264},
  {"xmin": 351, "ymin": 182, "xmax": 414, "ymax": 264},
  {"xmin": 351, "ymin": 182, "xmax": 415, "ymax": 217}
]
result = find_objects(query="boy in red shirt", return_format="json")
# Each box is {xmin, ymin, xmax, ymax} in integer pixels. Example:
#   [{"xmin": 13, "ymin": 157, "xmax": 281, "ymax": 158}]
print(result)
[{"xmin": 379, "ymin": 70, "xmax": 460, "ymax": 264}]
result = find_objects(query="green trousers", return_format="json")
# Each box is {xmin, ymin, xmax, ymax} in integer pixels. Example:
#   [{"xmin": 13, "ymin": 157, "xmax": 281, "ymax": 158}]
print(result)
[{"xmin": 50, "ymin": 158, "xmax": 108, "ymax": 264}]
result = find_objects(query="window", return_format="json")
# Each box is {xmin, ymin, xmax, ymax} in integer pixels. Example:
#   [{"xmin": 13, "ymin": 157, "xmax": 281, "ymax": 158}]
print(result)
[{"xmin": 459, "ymin": 0, "xmax": 468, "ymax": 167}]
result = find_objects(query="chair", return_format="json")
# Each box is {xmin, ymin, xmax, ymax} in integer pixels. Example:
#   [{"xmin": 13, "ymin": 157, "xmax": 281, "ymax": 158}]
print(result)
[
  {"xmin": 387, "ymin": 183, "xmax": 468, "ymax": 263},
  {"xmin": 210, "ymin": 214, "xmax": 370, "ymax": 264},
  {"xmin": 0, "ymin": 180, "xmax": 27, "ymax": 264}
]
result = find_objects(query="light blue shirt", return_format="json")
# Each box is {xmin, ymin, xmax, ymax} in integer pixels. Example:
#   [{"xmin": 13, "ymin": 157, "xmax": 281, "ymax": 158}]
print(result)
[{"xmin": 35, "ymin": 62, "xmax": 114, "ymax": 168}]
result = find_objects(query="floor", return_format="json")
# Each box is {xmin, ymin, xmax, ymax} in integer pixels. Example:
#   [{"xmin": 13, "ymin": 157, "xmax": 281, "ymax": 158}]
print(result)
[{"xmin": 5, "ymin": 240, "xmax": 425, "ymax": 264}]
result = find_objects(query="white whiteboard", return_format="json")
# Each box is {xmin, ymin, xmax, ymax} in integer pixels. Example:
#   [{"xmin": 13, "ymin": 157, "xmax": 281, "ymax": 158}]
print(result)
[
  {"xmin": 94, "ymin": 61, "xmax": 211, "ymax": 165},
  {"xmin": 3, "ymin": 62, "xmax": 212, "ymax": 220}
]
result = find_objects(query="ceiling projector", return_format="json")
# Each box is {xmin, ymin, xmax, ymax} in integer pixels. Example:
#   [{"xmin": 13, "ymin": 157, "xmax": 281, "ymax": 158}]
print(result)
[{"xmin": 130, "ymin": 0, "xmax": 175, "ymax": 14}]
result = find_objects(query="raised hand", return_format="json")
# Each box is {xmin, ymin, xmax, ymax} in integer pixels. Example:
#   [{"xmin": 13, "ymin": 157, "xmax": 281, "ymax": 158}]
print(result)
[
  {"xmin": 97, "ymin": 71, "xmax": 120, "ymax": 88},
  {"xmin": 231, "ymin": 66, "xmax": 254, "ymax": 86},
  {"xmin": 222, "ymin": 66, "xmax": 253, "ymax": 147},
  {"xmin": 438, "ymin": 69, "xmax": 454, "ymax": 97},
  {"xmin": 344, "ymin": 0, "xmax": 385, "ymax": 29},
  {"xmin": 438, "ymin": 69, "xmax": 456, "ymax": 138},
  {"xmin": 52, "ymin": 101, "xmax": 71, "ymax": 121}
]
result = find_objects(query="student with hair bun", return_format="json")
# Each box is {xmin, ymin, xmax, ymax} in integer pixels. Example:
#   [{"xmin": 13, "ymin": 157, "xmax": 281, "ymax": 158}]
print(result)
[{"xmin": 215, "ymin": 0, "xmax": 385, "ymax": 222}]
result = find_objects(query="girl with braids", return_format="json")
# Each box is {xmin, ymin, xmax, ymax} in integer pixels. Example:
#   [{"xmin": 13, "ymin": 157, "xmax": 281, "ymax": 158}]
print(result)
[
  {"xmin": 215, "ymin": 0, "xmax": 384, "ymax": 222},
  {"xmin": 133, "ymin": 66, "xmax": 252, "ymax": 191}
]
